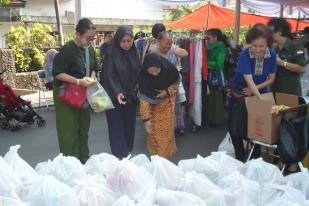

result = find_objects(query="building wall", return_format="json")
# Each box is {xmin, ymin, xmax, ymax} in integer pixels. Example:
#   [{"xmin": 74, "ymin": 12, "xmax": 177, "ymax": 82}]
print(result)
[
  {"xmin": 20, "ymin": 0, "xmax": 75, "ymax": 17},
  {"xmin": 81, "ymin": 0, "xmax": 166, "ymax": 20}
]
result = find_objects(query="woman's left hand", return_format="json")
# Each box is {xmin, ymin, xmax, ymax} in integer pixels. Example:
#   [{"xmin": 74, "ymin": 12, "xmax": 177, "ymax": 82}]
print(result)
[
  {"xmin": 155, "ymin": 90, "xmax": 167, "ymax": 98},
  {"xmin": 242, "ymin": 87, "xmax": 253, "ymax": 96}
]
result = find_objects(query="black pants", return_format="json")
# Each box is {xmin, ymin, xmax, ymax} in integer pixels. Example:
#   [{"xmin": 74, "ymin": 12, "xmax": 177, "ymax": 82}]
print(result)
[
  {"xmin": 228, "ymin": 98, "xmax": 260, "ymax": 162},
  {"xmin": 106, "ymin": 101, "xmax": 137, "ymax": 159}
]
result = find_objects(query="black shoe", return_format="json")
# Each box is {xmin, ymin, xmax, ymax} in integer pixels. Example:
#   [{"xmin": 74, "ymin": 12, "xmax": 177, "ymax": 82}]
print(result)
[
  {"xmin": 79, "ymin": 156, "xmax": 89, "ymax": 164},
  {"xmin": 175, "ymin": 129, "xmax": 180, "ymax": 137},
  {"xmin": 191, "ymin": 125, "xmax": 197, "ymax": 133},
  {"xmin": 179, "ymin": 129, "xmax": 185, "ymax": 136}
]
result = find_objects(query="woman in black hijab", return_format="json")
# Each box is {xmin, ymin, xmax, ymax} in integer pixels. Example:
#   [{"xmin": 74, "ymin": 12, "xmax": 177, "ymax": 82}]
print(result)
[
  {"xmin": 100, "ymin": 26, "xmax": 141, "ymax": 159},
  {"xmin": 139, "ymin": 53, "xmax": 179, "ymax": 158}
]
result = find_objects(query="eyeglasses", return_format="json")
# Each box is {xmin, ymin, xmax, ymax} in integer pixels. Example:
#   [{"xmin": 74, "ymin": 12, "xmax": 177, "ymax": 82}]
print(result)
[{"xmin": 82, "ymin": 35, "xmax": 97, "ymax": 42}]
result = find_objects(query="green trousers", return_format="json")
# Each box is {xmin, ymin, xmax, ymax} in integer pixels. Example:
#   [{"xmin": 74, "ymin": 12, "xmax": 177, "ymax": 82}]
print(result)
[
  {"xmin": 206, "ymin": 88, "xmax": 224, "ymax": 124},
  {"xmin": 53, "ymin": 86, "xmax": 90, "ymax": 161}
]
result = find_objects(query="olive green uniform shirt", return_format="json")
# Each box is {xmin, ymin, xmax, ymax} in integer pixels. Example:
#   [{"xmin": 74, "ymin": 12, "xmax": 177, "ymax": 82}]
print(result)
[
  {"xmin": 53, "ymin": 40, "xmax": 98, "ymax": 85},
  {"xmin": 273, "ymin": 39, "xmax": 306, "ymax": 96}
]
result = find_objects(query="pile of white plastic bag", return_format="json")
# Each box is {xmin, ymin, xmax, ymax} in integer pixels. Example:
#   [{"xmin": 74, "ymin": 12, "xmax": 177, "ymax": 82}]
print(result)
[{"xmin": 0, "ymin": 145, "xmax": 309, "ymax": 206}]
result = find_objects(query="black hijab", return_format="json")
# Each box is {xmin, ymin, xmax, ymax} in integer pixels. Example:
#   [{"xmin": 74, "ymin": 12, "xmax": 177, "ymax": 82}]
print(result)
[
  {"xmin": 102, "ymin": 26, "xmax": 141, "ymax": 101},
  {"xmin": 138, "ymin": 53, "xmax": 179, "ymax": 104}
]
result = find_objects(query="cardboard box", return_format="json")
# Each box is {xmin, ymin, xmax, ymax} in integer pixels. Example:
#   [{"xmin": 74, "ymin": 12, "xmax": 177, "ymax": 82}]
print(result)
[{"xmin": 245, "ymin": 92, "xmax": 304, "ymax": 144}]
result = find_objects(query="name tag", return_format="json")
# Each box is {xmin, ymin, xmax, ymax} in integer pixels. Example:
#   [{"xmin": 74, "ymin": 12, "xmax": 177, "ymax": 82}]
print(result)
[{"xmin": 297, "ymin": 50, "xmax": 304, "ymax": 55}]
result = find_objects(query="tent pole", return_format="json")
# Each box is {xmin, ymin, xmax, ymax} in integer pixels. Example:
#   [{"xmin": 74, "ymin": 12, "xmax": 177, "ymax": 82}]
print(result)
[
  {"xmin": 205, "ymin": 1, "xmax": 210, "ymax": 30},
  {"xmin": 233, "ymin": 0, "xmax": 241, "ymax": 46},
  {"xmin": 296, "ymin": 10, "xmax": 300, "ymax": 31},
  {"xmin": 280, "ymin": 4, "xmax": 284, "ymax": 17}
]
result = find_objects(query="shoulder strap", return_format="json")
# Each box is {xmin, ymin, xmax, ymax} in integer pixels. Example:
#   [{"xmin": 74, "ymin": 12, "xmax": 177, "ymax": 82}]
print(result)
[{"xmin": 85, "ymin": 48, "xmax": 90, "ymax": 76}]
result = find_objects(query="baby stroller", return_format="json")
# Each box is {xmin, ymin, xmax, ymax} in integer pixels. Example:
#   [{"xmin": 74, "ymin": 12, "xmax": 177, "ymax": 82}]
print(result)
[{"xmin": 0, "ymin": 69, "xmax": 46, "ymax": 131}]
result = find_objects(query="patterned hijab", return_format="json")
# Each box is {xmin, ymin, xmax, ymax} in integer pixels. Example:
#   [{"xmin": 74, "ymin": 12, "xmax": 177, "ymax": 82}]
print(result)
[{"xmin": 138, "ymin": 53, "xmax": 179, "ymax": 104}]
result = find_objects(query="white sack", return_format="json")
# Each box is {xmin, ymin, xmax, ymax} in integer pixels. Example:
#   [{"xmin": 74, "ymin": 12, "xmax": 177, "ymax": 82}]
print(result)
[
  {"xmin": 22, "ymin": 175, "xmax": 79, "ymax": 206},
  {"xmin": 4, "ymin": 145, "xmax": 38, "ymax": 183},
  {"xmin": 148, "ymin": 155, "xmax": 184, "ymax": 190},
  {"xmin": 85, "ymin": 153, "xmax": 119, "ymax": 176},
  {"xmin": 74, "ymin": 174, "xmax": 117, "ymax": 206}
]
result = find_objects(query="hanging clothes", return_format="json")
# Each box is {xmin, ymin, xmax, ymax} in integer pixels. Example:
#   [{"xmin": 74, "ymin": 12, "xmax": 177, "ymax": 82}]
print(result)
[
  {"xmin": 189, "ymin": 40, "xmax": 203, "ymax": 126},
  {"xmin": 188, "ymin": 40, "xmax": 196, "ymax": 104}
]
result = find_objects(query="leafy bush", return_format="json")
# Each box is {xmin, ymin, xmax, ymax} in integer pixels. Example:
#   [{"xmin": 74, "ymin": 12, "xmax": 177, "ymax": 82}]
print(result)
[{"xmin": 5, "ymin": 23, "xmax": 56, "ymax": 72}]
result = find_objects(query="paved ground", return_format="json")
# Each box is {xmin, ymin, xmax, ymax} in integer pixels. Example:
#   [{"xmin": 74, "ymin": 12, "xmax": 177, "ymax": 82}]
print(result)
[{"xmin": 0, "ymin": 103, "xmax": 227, "ymax": 167}]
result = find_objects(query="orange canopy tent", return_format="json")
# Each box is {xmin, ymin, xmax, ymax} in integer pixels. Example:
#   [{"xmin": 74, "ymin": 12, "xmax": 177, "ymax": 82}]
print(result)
[{"xmin": 167, "ymin": 3, "xmax": 309, "ymax": 31}]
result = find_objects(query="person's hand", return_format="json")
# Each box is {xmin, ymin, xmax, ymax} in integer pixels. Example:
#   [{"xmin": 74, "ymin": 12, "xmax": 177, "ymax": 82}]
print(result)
[
  {"xmin": 144, "ymin": 120, "xmax": 151, "ymax": 134},
  {"xmin": 154, "ymin": 89, "xmax": 167, "ymax": 99},
  {"xmin": 242, "ymin": 87, "xmax": 253, "ymax": 96},
  {"xmin": 79, "ymin": 79, "xmax": 89, "ymax": 87},
  {"xmin": 276, "ymin": 56, "xmax": 285, "ymax": 67},
  {"xmin": 117, "ymin": 93, "xmax": 127, "ymax": 105}
]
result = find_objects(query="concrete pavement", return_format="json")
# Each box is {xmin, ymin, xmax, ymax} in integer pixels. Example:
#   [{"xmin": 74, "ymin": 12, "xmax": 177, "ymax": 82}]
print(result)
[{"xmin": 0, "ymin": 106, "xmax": 227, "ymax": 167}]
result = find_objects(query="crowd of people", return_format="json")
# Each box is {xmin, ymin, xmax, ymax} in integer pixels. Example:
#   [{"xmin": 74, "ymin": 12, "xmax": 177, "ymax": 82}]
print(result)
[{"xmin": 50, "ymin": 17, "xmax": 309, "ymax": 170}]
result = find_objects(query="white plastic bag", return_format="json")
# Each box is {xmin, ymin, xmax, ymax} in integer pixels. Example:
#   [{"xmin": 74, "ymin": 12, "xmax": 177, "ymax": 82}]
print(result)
[
  {"xmin": 148, "ymin": 155, "xmax": 184, "ymax": 190},
  {"xmin": 0, "ymin": 196, "xmax": 29, "ymax": 206},
  {"xmin": 218, "ymin": 132, "xmax": 235, "ymax": 157},
  {"xmin": 0, "ymin": 156, "xmax": 23, "ymax": 196},
  {"xmin": 282, "ymin": 172, "xmax": 309, "ymax": 199},
  {"xmin": 35, "ymin": 160, "xmax": 54, "ymax": 176},
  {"xmin": 259, "ymin": 183, "xmax": 306, "ymax": 206},
  {"xmin": 264, "ymin": 199, "xmax": 302, "ymax": 206},
  {"xmin": 22, "ymin": 175, "xmax": 79, "ymax": 206},
  {"xmin": 74, "ymin": 174, "xmax": 117, "ymax": 206},
  {"xmin": 111, "ymin": 195, "xmax": 135, "ymax": 206},
  {"xmin": 177, "ymin": 171, "xmax": 220, "ymax": 200},
  {"xmin": 106, "ymin": 159, "xmax": 156, "ymax": 202},
  {"xmin": 4, "ymin": 145, "xmax": 38, "ymax": 183},
  {"xmin": 238, "ymin": 158, "xmax": 283, "ymax": 184},
  {"xmin": 207, "ymin": 152, "xmax": 243, "ymax": 178},
  {"xmin": 50, "ymin": 154, "xmax": 87, "ymax": 186},
  {"xmin": 156, "ymin": 188, "xmax": 206, "ymax": 206},
  {"xmin": 87, "ymin": 81, "xmax": 114, "ymax": 112},
  {"xmin": 84, "ymin": 153, "xmax": 119, "ymax": 176},
  {"xmin": 130, "ymin": 154, "xmax": 150, "ymax": 168},
  {"xmin": 217, "ymin": 171, "xmax": 260, "ymax": 203}
]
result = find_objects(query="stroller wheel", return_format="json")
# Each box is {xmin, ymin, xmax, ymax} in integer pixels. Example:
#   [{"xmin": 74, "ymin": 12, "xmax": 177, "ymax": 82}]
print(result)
[
  {"xmin": 37, "ymin": 119, "xmax": 46, "ymax": 127},
  {"xmin": 11, "ymin": 124, "xmax": 21, "ymax": 132},
  {"xmin": 1, "ymin": 122, "xmax": 10, "ymax": 130},
  {"xmin": 28, "ymin": 119, "xmax": 35, "ymax": 125}
]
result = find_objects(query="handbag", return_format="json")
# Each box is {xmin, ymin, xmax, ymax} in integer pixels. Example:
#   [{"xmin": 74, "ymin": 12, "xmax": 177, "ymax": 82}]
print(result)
[
  {"xmin": 224, "ymin": 81, "xmax": 244, "ymax": 99},
  {"xmin": 59, "ymin": 83, "xmax": 87, "ymax": 109},
  {"xmin": 278, "ymin": 108, "xmax": 308, "ymax": 164},
  {"xmin": 208, "ymin": 70, "xmax": 225, "ymax": 88}
]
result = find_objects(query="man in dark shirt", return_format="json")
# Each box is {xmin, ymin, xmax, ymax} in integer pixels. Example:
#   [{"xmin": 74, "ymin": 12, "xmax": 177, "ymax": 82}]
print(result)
[{"xmin": 100, "ymin": 32, "xmax": 113, "ymax": 60}]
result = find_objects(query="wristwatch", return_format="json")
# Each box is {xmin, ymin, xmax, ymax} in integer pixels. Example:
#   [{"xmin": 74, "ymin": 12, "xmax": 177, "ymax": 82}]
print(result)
[{"xmin": 283, "ymin": 61, "xmax": 288, "ymax": 68}]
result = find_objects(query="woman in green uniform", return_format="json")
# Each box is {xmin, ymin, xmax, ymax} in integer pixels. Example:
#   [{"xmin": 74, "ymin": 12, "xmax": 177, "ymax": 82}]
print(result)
[
  {"xmin": 268, "ymin": 18, "xmax": 308, "ymax": 170},
  {"xmin": 205, "ymin": 28, "xmax": 227, "ymax": 125},
  {"xmin": 53, "ymin": 18, "xmax": 97, "ymax": 163},
  {"xmin": 267, "ymin": 17, "xmax": 306, "ymax": 96}
]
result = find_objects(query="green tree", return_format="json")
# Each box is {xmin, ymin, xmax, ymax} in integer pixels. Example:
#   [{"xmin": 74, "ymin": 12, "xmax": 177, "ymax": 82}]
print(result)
[
  {"xmin": 5, "ymin": 24, "xmax": 57, "ymax": 72},
  {"xmin": 0, "ymin": 0, "xmax": 11, "ymax": 5},
  {"xmin": 29, "ymin": 23, "xmax": 56, "ymax": 48},
  {"xmin": 164, "ymin": 3, "xmax": 203, "ymax": 22},
  {"xmin": 223, "ymin": 26, "xmax": 249, "ymax": 45},
  {"xmin": 5, "ymin": 27, "xmax": 31, "ymax": 72}
]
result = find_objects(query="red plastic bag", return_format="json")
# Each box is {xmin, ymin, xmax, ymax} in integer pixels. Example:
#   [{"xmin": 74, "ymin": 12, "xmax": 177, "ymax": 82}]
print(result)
[{"xmin": 59, "ymin": 83, "xmax": 87, "ymax": 109}]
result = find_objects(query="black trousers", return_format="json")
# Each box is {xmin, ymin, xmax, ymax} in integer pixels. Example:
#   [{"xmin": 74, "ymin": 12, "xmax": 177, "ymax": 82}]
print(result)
[
  {"xmin": 228, "ymin": 98, "xmax": 260, "ymax": 162},
  {"xmin": 106, "ymin": 101, "xmax": 137, "ymax": 159}
]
